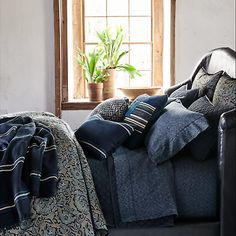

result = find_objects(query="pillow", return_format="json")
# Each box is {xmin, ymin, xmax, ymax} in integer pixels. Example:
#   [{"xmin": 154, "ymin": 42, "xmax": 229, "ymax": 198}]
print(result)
[
  {"xmin": 145, "ymin": 101, "xmax": 209, "ymax": 164},
  {"xmin": 75, "ymin": 118, "xmax": 134, "ymax": 160},
  {"xmin": 188, "ymin": 95, "xmax": 229, "ymax": 126},
  {"xmin": 212, "ymin": 73, "xmax": 236, "ymax": 110},
  {"xmin": 169, "ymin": 84, "xmax": 199, "ymax": 107},
  {"xmin": 123, "ymin": 95, "xmax": 168, "ymax": 149},
  {"xmin": 191, "ymin": 67, "xmax": 223, "ymax": 100},
  {"xmin": 89, "ymin": 97, "xmax": 129, "ymax": 121},
  {"xmin": 187, "ymin": 95, "xmax": 229, "ymax": 160}
]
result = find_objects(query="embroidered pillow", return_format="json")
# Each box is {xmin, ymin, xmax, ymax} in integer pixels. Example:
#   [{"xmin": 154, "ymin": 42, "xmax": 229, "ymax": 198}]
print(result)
[
  {"xmin": 212, "ymin": 73, "xmax": 236, "ymax": 110},
  {"xmin": 123, "ymin": 95, "xmax": 168, "ymax": 149},
  {"xmin": 75, "ymin": 117, "xmax": 134, "ymax": 160},
  {"xmin": 191, "ymin": 67, "xmax": 223, "ymax": 100},
  {"xmin": 145, "ymin": 101, "xmax": 209, "ymax": 164},
  {"xmin": 169, "ymin": 84, "xmax": 199, "ymax": 107},
  {"xmin": 89, "ymin": 97, "xmax": 129, "ymax": 121}
]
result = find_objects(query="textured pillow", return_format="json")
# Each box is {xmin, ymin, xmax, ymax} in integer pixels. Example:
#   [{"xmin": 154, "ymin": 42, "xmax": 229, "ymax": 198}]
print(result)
[
  {"xmin": 145, "ymin": 101, "xmax": 209, "ymax": 164},
  {"xmin": 75, "ymin": 117, "xmax": 134, "ymax": 160},
  {"xmin": 187, "ymin": 95, "xmax": 229, "ymax": 160},
  {"xmin": 89, "ymin": 97, "xmax": 129, "ymax": 121},
  {"xmin": 169, "ymin": 85, "xmax": 199, "ymax": 107},
  {"xmin": 192, "ymin": 67, "xmax": 223, "ymax": 100},
  {"xmin": 124, "ymin": 95, "xmax": 168, "ymax": 149},
  {"xmin": 188, "ymin": 95, "xmax": 229, "ymax": 126},
  {"xmin": 212, "ymin": 73, "xmax": 236, "ymax": 110}
]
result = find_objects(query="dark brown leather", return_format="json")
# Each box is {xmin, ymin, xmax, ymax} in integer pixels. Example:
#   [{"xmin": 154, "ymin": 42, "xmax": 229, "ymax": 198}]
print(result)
[
  {"xmin": 218, "ymin": 109, "xmax": 236, "ymax": 236},
  {"xmin": 165, "ymin": 47, "xmax": 236, "ymax": 96}
]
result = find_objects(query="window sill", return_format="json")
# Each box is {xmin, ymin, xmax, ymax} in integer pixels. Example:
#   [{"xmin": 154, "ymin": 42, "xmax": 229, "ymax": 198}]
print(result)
[{"xmin": 61, "ymin": 101, "xmax": 101, "ymax": 110}]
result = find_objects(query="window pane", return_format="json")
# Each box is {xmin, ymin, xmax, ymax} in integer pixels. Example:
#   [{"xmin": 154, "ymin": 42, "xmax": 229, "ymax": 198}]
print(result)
[
  {"xmin": 107, "ymin": 17, "xmax": 129, "ymax": 42},
  {"xmin": 84, "ymin": 0, "xmax": 106, "ymax": 16},
  {"xmin": 130, "ymin": 71, "xmax": 151, "ymax": 87},
  {"xmin": 130, "ymin": 0, "xmax": 151, "ymax": 16},
  {"xmin": 85, "ymin": 17, "xmax": 106, "ymax": 43},
  {"xmin": 130, "ymin": 44, "xmax": 152, "ymax": 70},
  {"xmin": 130, "ymin": 17, "xmax": 151, "ymax": 42},
  {"xmin": 107, "ymin": 0, "xmax": 128, "ymax": 16},
  {"xmin": 116, "ymin": 71, "xmax": 130, "ymax": 89}
]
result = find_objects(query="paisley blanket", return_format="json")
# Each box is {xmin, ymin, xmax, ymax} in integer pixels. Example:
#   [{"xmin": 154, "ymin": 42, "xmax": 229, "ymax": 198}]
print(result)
[{"xmin": 0, "ymin": 112, "xmax": 107, "ymax": 236}]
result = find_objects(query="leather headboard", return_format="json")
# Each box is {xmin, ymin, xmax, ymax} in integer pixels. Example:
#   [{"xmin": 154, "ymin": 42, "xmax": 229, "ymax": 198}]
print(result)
[{"xmin": 190, "ymin": 47, "xmax": 236, "ymax": 82}]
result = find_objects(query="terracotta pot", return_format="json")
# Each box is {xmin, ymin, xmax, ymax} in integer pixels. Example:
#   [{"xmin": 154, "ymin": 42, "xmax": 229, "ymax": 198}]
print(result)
[
  {"xmin": 87, "ymin": 83, "xmax": 103, "ymax": 102},
  {"xmin": 103, "ymin": 69, "xmax": 116, "ymax": 100}
]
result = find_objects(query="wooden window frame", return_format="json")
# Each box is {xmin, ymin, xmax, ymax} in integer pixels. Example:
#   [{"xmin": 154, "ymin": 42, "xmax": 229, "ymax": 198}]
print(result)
[{"xmin": 54, "ymin": 0, "xmax": 175, "ymax": 116}]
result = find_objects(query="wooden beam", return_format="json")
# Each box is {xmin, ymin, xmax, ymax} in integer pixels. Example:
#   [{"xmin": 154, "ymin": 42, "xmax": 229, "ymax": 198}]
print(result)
[
  {"xmin": 170, "ymin": 0, "xmax": 176, "ymax": 85},
  {"xmin": 152, "ymin": 0, "xmax": 164, "ymax": 87},
  {"xmin": 53, "ymin": 0, "xmax": 62, "ymax": 117}
]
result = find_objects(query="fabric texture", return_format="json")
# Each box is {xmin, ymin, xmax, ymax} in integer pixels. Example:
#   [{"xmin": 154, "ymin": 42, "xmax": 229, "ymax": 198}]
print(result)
[
  {"xmin": 89, "ymin": 97, "xmax": 129, "ymax": 121},
  {"xmin": 191, "ymin": 67, "xmax": 223, "ymax": 100},
  {"xmin": 169, "ymin": 85, "xmax": 199, "ymax": 107},
  {"xmin": 113, "ymin": 146, "xmax": 177, "ymax": 222},
  {"xmin": 212, "ymin": 73, "xmax": 236, "ymax": 109},
  {"xmin": 0, "ymin": 116, "xmax": 58, "ymax": 229},
  {"xmin": 123, "ymin": 95, "xmax": 168, "ymax": 149},
  {"xmin": 75, "ymin": 118, "xmax": 134, "ymax": 159},
  {"xmin": 187, "ymin": 95, "xmax": 230, "ymax": 160},
  {"xmin": 173, "ymin": 155, "xmax": 218, "ymax": 219},
  {"xmin": 0, "ymin": 112, "xmax": 107, "ymax": 235},
  {"xmin": 145, "ymin": 101, "xmax": 209, "ymax": 164}
]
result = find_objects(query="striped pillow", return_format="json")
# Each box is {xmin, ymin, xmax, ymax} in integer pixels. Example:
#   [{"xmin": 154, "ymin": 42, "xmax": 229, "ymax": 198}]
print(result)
[
  {"xmin": 124, "ymin": 95, "xmax": 168, "ymax": 149},
  {"xmin": 75, "ymin": 116, "xmax": 134, "ymax": 160}
]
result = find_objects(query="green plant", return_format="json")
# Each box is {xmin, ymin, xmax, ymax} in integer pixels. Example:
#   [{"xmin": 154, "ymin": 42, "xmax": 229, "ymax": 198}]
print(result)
[
  {"xmin": 76, "ymin": 48, "xmax": 105, "ymax": 83},
  {"xmin": 97, "ymin": 26, "xmax": 141, "ymax": 78}
]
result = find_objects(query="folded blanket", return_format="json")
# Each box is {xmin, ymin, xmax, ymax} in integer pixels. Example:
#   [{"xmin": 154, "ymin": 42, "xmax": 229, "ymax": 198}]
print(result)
[
  {"xmin": 0, "ymin": 116, "xmax": 58, "ymax": 229},
  {"xmin": 113, "ymin": 146, "xmax": 177, "ymax": 223}
]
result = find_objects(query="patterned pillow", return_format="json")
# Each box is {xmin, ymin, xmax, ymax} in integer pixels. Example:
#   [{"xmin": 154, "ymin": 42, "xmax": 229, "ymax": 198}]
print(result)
[
  {"xmin": 187, "ymin": 96, "xmax": 220, "ymax": 160},
  {"xmin": 191, "ymin": 67, "xmax": 223, "ymax": 100},
  {"xmin": 123, "ymin": 95, "xmax": 168, "ymax": 149},
  {"xmin": 212, "ymin": 73, "xmax": 236, "ymax": 110},
  {"xmin": 145, "ymin": 101, "xmax": 209, "ymax": 164},
  {"xmin": 169, "ymin": 85, "xmax": 199, "ymax": 107},
  {"xmin": 89, "ymin": 97, "xmax": 129, "ymax": 121},
  {"xmin": 75, "ymin": 116, "xmax": 134, "ymax": 160}
]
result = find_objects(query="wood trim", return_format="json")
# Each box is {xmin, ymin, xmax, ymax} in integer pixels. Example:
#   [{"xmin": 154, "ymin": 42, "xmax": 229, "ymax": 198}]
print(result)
[
  {"xmin": 73, "ymin": 0, "xmax": 85, "ymax": 99},
  {"xmin": 53, "ymin": 0, "xmax": 62, "ymax": 117},
  {"xmin": 61, "ymin": 0, "xmax": 68, "ymax": 102},
  {"xmin": 152, "ymin": 0, "xmax": 164, "ymax": 87},
  {"xmin": 62, "ymin": 102, "xmax": 100, "ymax": 110},
  {"xmin": 170, "ymin": 0, "xmax": 176, "ymax": 86}
]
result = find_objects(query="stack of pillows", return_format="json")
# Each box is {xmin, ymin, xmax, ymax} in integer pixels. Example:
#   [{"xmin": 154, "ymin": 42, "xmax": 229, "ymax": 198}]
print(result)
[{"xmin": 75, "ymin": 67, "xmax": 236, "ymax": 164}]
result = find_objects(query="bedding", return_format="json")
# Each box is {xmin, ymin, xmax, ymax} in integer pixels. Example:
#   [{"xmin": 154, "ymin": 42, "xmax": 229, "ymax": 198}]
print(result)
[
  {"xmin": 113, "ymin": 146, "xmax": 177, "ymax": 222},
  {"xmin": 0, "ymin": 112, "xmax": 107, "ymax": 236},
  {"xmin": 0, "ymin": 116, "xmax": 58, "ymax": 229}
]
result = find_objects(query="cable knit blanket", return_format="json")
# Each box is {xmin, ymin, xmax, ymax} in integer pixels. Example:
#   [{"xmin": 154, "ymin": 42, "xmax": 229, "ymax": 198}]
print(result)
[{"xmin": 0, "ymin": 112, "xmax": 107, "ymax": 236}]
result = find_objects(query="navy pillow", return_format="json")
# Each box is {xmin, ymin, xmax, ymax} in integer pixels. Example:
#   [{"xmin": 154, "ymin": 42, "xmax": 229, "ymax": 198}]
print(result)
[
  {"xmin": 75, "ymin": 118, "xmax": 134, "ymax": 160},
  {"xmin": 187, "ymin": 95, "xmax": 229, "ymax": 160},
  {"xmin": 123, "ymin": 95, "xmax": 168, "ymax": 149},
  {"xmin": 169, "ymin": 85, "xmax": 199, "ymax": 107},
  {"xmin": 145, "ymin": 101, "xmax": 209, "ymax": 164}
]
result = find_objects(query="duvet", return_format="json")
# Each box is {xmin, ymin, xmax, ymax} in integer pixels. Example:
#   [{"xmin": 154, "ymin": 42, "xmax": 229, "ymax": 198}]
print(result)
[{"xmin": 0, "ymin": 112, "xmax": 107, "ymax": 236}]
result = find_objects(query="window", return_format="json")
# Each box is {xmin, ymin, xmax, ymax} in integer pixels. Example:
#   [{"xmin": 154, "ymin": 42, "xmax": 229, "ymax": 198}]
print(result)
[{"xmin": 54, "ymin": 0, "xmax": 176, "ymax": 116}]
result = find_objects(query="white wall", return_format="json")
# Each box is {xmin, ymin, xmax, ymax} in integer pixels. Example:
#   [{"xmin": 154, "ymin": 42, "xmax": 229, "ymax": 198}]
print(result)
[
  {"xmin": 0, "ymin": 0, "xmax": 55, "ymax": 114},
  {"xmin": 175, "ymin": 0, "xmax": 235, "ymax": 83}
]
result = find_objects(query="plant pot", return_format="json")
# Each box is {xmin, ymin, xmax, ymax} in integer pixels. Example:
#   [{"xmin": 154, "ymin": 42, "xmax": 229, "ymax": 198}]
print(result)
[
  {"xmin": 103, "ymin": 69, "xmax": 116, "ymax": 100},
  {"xmin": 87, "ymin": 83, "xmax": 103, "ymax": 102}
]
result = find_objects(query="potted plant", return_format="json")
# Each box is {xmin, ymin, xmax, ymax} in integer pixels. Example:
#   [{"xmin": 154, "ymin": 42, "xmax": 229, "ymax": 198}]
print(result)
[
  {"xmin": 76, "ymin": 48, "xmax": 105, "ymax": 101},
  {"xmin": 97, "ymin": 27, "xmax": 141, "ymax": 99}
]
